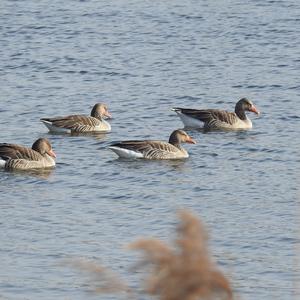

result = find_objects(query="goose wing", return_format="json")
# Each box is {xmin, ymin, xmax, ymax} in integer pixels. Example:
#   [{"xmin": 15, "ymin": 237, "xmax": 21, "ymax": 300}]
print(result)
[
  {"xmin": 0, "ymin": 143, "xmax": 42, "ymax": 161},
  {"xmin": 173, "ymin": 108, "xmax": 238, "ymax": 126},
  {"xmin": 40, "ymin": 115, "xmax": 100, "ymax": 132},
  {"xmin": 111, "ymin": 140, "xmax": 179, "ymax": 159}
]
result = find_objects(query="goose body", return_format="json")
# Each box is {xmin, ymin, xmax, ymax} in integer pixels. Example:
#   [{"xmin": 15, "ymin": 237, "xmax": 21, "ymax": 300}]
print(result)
[
  {"xmin": 172, "ymin": 98, "xmax": 259, "ymax": 130},
  {"xmin": 109, "ymin": 130, "xmax": 196, "ymax": 160},
  {"xmin": 41, "ymin": 103, "xmax": 111, "ymax": 133},
  {"xmin": 0, "ymin": 138, "xmax": 56, "ymax": 170}
]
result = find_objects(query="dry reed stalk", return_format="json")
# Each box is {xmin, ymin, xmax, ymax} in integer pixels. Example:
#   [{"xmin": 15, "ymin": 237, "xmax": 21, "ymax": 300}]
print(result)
[
  {"xmin": 68, "ymin": 259, "xmax": 130, "ymax": 294},
  {"xmin": 70, "ymin": 210, "xmax": 233, "ymax": 300},
  {"xmin": 129, "ymin": 210, "xmax": 233, "ymax": 300}
]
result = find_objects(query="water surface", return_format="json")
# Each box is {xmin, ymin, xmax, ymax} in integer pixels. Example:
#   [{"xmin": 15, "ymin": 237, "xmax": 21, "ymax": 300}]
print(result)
[{"xmin": 0, "ymin": 1, "xmax": 299, "ymax": 299}]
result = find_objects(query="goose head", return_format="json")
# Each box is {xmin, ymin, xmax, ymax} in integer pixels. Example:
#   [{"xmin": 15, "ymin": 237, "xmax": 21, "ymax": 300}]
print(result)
[
  {"xmin": 32, "ymin": 138, "xmax": 56, "ymax": 158},
  {"xmin": 235, "ymin": 98, "xmax": 260, "ymax": 120},
  {"xmin": 91, "ymin": 103, "xmax": 112, "ymax": 119},
  {"xmin": 169, "ymin": 130, "xmax": 196, "ymax": 146},
  {"xmin": 235, "ymin": 98, "xmax": 260, "ymax": 116}
]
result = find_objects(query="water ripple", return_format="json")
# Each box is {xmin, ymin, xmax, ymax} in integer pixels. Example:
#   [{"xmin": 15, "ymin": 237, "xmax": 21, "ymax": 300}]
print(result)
[{"xmin": 0, "ymin": 1, "xmax": 299, "ymax": 300}]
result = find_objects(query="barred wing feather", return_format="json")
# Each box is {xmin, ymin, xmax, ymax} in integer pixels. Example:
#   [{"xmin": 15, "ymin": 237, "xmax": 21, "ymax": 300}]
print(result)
[
  {"xmin": 111, "ymin": 141, "xmax": 181, "ymax": 159},
  {"xmin": 0, "ymin": 144, "xmax": 42, "ymax": 161},
  {"xmin": 41, "ymin": 115, "xmax": 100, "ymax": 132},
  {"xmin": 174, "ymin": 108, "xmax": 238, "ymax": 128}
]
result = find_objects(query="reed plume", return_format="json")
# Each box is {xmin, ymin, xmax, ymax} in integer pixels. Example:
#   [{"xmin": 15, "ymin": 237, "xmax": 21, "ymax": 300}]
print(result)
[
  {"xmin": 71, "ymin": 210, "xmax": 233, "ymax": 299},
  {"xmin": 68, "ymin": 259, "xmax": 130, "ymax": 295},
  {"xmin": 129, "ymin": 210, "xmax": 233, "ymax": 300}
]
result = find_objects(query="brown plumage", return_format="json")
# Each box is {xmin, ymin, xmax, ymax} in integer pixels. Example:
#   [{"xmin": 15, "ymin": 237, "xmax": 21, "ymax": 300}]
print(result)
[
  {"xmin": 40, "ymin": 103, "xmax": 112, "ymax": 133},
  {"xmin": 109, "ymin": 130, "xmax": 196, "ymax": 159},
  {"xmin": 0, "ymin": 138, "xmax": 56, "ymax": 170},
  {"xmin": 173, "ymin": 98, "xmax": 260, "ymax": 130},
  {"xmin": 129, "ymin": 210, "xmax": 233, "ymax": 300}
]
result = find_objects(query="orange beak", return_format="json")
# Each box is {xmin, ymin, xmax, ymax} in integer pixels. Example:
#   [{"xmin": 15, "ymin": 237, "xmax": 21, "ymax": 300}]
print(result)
[
  {"xmin": 186, "ymin": 136, "xmax": 196, "ymax": 144},
  {"xmin": 48, "ymin": 149, "xmax": 56, "ymax": 158},
  {"xmin": 104, "ymin": 111, "xmax": 112, "ymax": 119},
  {"xmin": 249, "ymin": 105, "xmax": 260, "ymax": 115}
]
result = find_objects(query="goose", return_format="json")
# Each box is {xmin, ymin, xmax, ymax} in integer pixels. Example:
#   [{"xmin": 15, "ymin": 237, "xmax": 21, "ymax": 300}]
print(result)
[
  {"xmin": 40, "ymin": 103, "xmax": 111, "ymax": 133},
  {"xmin": 172, "ymin": 98, "xmax": 260, "ymax": 130},
  {"xmin": 0, "ymin": 138, "xmax": 56, "ymax": 170},
  {"xmin": 109, "ymin": 129, "xmax": 196, "ymax": 159}
]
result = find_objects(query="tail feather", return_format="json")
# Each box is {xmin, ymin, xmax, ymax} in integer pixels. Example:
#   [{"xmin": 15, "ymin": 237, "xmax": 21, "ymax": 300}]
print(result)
[
  {"xmin": 40, "ymin": 118, "xmax": 53, "ymax": 123},
  {"xmin": 0, "ymin": 158, "xmax": 7, "ymax": 168},
  {"xmin": 171, "ymin": 107, "xmax": 184, "ymax": 112},
  {"xmin": 40, "ymin": 119, "xmax": 71, "ymax": 133},
  {"xmin": 109, "ymin": 146, "xmax": 143, "ymax": 159},
  {"xmin": 172, "ymin": 107, "xmax": 205, "ymax": 127}
]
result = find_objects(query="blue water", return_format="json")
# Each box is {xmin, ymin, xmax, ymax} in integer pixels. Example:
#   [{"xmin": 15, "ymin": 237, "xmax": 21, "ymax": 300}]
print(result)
[{"xmin": 0, "ymin": 0, "xmax": 299, "ymax": 299}]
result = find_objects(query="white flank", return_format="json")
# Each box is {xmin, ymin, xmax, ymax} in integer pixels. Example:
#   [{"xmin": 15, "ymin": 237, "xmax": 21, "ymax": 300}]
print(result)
[
  {"xmin": 41, "ymin": 120, "xmax": 71, "ymax": 133},
  {"xmin": 109, "ymin": 146, "xmax": 144, "ymax": 159},
  {"xmin": 0, "ymin": 158, "xmax": 6, "ymax": 168},
  {"xmin": 176, "ymin": 112, "xmax": 203, "ymax": 128}
]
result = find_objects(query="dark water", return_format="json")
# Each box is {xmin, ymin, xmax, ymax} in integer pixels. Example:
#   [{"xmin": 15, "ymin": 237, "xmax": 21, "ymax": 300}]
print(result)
[{"xmin": 0, "ymin": 1, "xmax": 299, "ymax": 299}]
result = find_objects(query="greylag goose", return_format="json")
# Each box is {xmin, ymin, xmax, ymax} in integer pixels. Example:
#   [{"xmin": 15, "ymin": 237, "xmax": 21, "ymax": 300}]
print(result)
[
  {"xmin": 40, "ymin": 103, "xmax": 111, "ymax": 133},
  {"xmin": 172, "ymin": 98, "xmax": 259, "ymax": 130},
  {"xmin": 0, "ymin": 138, "xmax": 56, "ymax": 170},
  {"xmin": 109, "ymin": 129, "xmax": 196, "ymax": 159}
]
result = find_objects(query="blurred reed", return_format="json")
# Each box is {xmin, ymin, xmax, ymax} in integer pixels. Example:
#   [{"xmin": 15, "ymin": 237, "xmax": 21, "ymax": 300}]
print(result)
[{"xmin": 69, "ymin": 210, "xmax": 233, "ymax": 300}]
